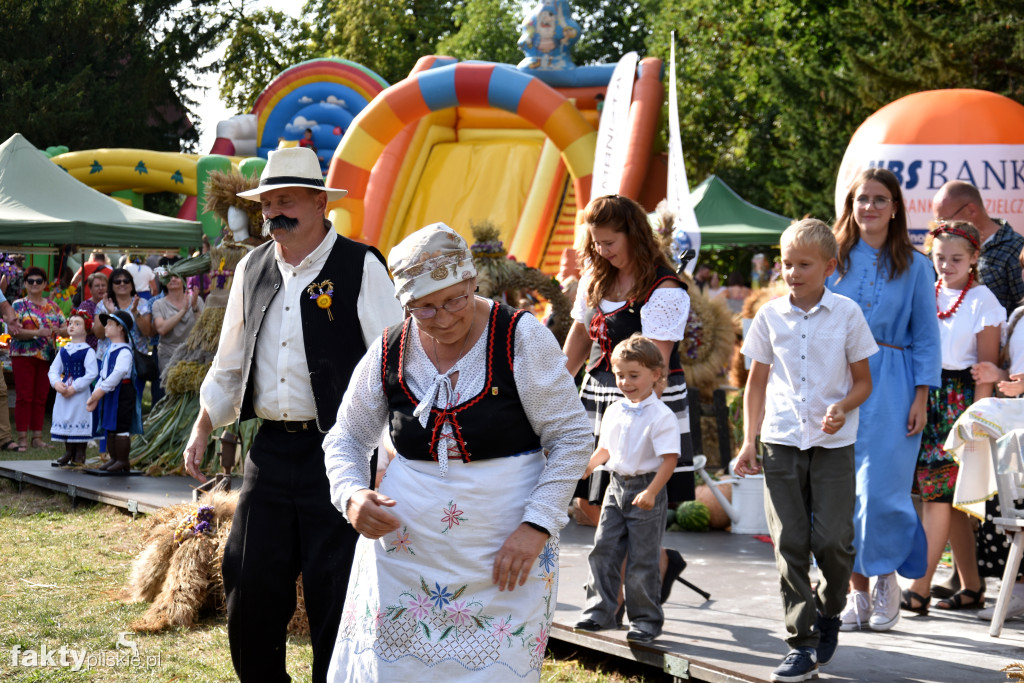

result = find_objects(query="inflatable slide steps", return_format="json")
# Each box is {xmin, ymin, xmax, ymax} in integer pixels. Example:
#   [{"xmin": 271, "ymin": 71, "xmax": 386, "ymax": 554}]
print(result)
[{"xmin": 540, "ymin": 177, "xmax": 578, "ymax": 276}]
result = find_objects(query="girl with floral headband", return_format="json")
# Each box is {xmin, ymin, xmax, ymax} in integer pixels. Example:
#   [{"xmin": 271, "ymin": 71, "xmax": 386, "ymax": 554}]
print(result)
[{"xmin": 901, "ymin": 219, "xmax": 1004, "ymax": 615}]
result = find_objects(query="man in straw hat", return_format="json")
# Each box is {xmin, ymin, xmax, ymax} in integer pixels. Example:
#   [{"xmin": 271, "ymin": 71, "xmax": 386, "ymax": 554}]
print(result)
[{"xmin": 183, "ymin": 147, "xmax": 403, "ymax": 682}]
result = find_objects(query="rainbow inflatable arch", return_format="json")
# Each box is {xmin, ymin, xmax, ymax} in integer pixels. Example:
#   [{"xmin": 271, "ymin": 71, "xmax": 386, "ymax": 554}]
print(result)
[
  {"xmin": 326, "ymin": 61, "xmax": 597, "ymax": 243},
  {"xmin": 253, "ymin": 58, "xmax": 390, "ymax": 172}
]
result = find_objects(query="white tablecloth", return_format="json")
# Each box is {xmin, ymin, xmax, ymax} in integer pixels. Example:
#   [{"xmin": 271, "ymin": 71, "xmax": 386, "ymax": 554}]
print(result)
[{"xmin": 944, "ymin": 397, "xmax": 1024, "ymax": 520}]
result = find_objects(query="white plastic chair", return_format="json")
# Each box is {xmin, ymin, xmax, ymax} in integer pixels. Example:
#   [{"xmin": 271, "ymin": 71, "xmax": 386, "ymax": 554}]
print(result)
[{"xmin": 988, "ymin": 431, "xmax": 1024, "ymax": 637}]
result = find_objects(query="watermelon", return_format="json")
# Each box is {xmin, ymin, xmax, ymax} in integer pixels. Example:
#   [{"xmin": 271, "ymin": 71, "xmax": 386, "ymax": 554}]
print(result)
[{"xmin": 675, "ymin": 500, "xmax": 711, "ymax": 532}]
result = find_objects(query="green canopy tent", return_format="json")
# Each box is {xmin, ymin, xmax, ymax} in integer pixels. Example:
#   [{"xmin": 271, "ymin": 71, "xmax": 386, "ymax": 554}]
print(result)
[
  {"xmin": 692, "ymin": 174, "xmax": 792, "ymax": 247},
  {"xmin": 0, "ymin": 133, "xmax": 201, "ymax": 250}
]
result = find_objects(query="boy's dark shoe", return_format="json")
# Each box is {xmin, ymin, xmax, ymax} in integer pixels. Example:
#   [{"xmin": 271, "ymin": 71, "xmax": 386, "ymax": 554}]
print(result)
[
  {"xmin": 815, "ymin": 612, "xmax": 841, "ymax": 665},
  {"xmin": 573, "ymin": 618, "xmax": 603, "ymax": 632},
  {"xmin": 625, "ymin": 628, "xmax": 656, "ymax": 643},
  {"xmin": 770, "ymin": 647, "xmax": 818, "ymax": 682}
]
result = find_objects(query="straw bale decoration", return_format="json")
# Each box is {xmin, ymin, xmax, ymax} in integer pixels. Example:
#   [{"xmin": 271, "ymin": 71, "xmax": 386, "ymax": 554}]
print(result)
[
  {"xmin": 470, "ymin": 221, "xmax": 573, "ymax": 344},
  {"xmin": 125, "ymin": 488, "xmax": 308, "ymax": 634}
]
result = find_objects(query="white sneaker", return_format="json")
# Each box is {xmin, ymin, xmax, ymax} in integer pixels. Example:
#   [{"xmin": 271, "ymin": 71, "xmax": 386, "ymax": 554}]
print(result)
[
  {"xmin": 978, "ymin": 591, "xmax": 1024, "ymax": 621},
  {"xmin": 839, "ymin": 589, "xmax": 871, "ymax": 631},
  {"xmin": 869, "ymin": 572, "xmax": 901, "ymax": 631}
]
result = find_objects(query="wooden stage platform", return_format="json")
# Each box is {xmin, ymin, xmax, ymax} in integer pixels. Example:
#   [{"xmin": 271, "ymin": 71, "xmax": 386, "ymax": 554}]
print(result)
[{"xmin": 2, "ymin": 459, "xmax": 1022, "ymax": 681}]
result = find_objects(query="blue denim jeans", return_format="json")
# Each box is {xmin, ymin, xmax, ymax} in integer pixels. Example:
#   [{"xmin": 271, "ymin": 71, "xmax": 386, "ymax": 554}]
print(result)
[{"xmin": 581, "ymin": 470, "xmax": 667, "ymax": 635}]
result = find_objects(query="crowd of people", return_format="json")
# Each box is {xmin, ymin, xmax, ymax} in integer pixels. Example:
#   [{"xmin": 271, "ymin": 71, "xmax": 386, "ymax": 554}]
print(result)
[
  {"xmin": 0, "ymin": 245, "xmax": 208, "ymax": 459},
  {"xmin": 8, "ymin": 145, "xmax": 1024, "ymax": 682}
]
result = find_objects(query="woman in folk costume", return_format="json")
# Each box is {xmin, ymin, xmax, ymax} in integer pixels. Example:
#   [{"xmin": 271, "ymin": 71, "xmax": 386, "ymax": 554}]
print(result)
[
  {"xmin": 86, "ymin": 309, "xmax": 143, "ymax": 473},
  {"xmin": 49, "ymin": 310, "xmax": 99, "ymax": 466},
  {"xmin": 323, "ymin": 223, "xmax": 591, "ymax": 681}
]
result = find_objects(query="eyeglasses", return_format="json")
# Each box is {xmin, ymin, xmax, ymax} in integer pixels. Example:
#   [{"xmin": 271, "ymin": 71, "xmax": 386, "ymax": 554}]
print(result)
[
  {"xmin": 25, "ymin": 278, "xmax": 44, "ymax": 285},
  {"xmin": 854, "ymin": 195, "xmax": 894, "ymax": 210},
  {"xmin": 939, "ymin": 201, "xmax": 972, "ymax": 221},
  {"xmin": 407, "ymin": 293, "xmax": 472, "ymax": 320},
  {"xmin": 111, "ymin": 279, "xmax": 131, "ymax": 285}
]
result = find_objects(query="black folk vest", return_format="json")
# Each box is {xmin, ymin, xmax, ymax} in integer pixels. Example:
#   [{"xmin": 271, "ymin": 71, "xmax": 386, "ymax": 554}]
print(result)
[
  {"xmin": 382, "ymin": 302, "xmax": 542, "ymax": 462},
  {"xmin": 582, "ymin": 266, "xmax": 685, "ymax": 374},
  {"xmin": 239, "ymin": 233, "xmax": 386, "ymax": 432}
]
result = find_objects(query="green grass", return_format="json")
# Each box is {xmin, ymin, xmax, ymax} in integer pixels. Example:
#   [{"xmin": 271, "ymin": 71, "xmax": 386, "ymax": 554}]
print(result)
[{"xmin": 0, "ymin": 479, "xmax": 660, "ymax": 682}]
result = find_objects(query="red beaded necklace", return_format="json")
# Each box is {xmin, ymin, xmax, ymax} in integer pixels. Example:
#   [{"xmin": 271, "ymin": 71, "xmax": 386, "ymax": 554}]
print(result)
[{"xmin": 935, "ymin": 271, "xmax": 974, "ymax": 319}]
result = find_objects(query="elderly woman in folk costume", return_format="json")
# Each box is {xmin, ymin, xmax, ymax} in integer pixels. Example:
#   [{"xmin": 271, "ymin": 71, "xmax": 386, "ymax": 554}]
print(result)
[{"xmin": 323, "ymin": 223, "xmax": 591, "ymax": 681}]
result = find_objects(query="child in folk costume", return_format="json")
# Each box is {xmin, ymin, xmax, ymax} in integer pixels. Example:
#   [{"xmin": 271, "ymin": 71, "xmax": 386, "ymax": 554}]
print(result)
[
  {"xmin": 574, "ymin": 334, "xmax": 679, "ymax": 644},
  {"xmin": 901, "ymin": 220, "xmax": 1004, "ymax": 615},
  {"xmin": 49, "ymin": 311, "xmax": 98, "ymax": 466},
  {"xmin": 86, "ymin": 310, "xmax": 142, "ymax": 473}
]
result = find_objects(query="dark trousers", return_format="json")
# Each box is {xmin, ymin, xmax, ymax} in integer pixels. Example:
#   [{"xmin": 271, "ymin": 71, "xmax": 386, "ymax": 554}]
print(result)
[
  {"xmin": 763, "ymin": 442, "xmax": 856, "ymax": 649},
  {"xmin": 222, "ymin": 425, "xmax": 358, "ymax": 683}
]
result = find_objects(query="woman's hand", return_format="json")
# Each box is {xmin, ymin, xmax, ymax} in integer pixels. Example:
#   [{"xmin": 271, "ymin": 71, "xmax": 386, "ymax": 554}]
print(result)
[
  {"xmin": 906, "ymin": 387, "xmax": 928, "ymax": 436},
  {"xmin": 972, "ymin": 361, "xmax": 1007, "ymax": 385},
  {"xmin": 130, "ymin": 295, "xmax": 140, "ymax": 314},
  {"xmin": 493, "ymin": 523, "xmax": 547, "ymax": 592},
  {"xmin": 348, "ymin": 489, "xmax": 400, "ymax": 539}
]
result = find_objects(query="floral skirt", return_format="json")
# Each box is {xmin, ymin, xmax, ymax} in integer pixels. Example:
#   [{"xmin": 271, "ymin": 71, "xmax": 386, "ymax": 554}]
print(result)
[
  {"xmin": 915, "ymin": 369, "xmax": 974, "ymax": 503},
  {"xmin": 328, "ymin": 451, "xmax": 557, "ymax": 682}
]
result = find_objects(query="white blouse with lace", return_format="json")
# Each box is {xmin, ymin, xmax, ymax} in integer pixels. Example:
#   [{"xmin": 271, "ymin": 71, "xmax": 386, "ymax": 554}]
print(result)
[
  {"xmin": 570, "ymin": 271, "xmax": 690, "ymax": 341},
  {"xmin": 324, "ymin": 299, "xmax": 592, "ymax": 535}
]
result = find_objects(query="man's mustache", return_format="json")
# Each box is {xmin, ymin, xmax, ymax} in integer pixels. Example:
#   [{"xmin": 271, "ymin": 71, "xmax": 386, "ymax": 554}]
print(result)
[{"xmin": 262, "ymin": 214, "xmax": 299, "ymax": 236}]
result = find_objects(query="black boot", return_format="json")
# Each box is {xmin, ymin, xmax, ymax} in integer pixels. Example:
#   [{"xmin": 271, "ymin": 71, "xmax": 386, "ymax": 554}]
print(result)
[
  {"xmin": 105, "ymin": 435, "xmax": 132, "ymax": 474},
  {"xmin": 72, "ymin": 442, "xmax": 87, "ymax": 465},
  {"xmin": 53, "ymin": 447, "xmax": 74, "ymax": 467}
]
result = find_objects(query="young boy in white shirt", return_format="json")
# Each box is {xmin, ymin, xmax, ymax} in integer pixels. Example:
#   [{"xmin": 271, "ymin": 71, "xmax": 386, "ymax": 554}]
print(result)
[
  {"xmin": 574, "ymin": 333, "xmax": 679, "ymax": 643},
  {"xmin": 736, "ymin": 219, "xmax": 877, "ymax": 682}
]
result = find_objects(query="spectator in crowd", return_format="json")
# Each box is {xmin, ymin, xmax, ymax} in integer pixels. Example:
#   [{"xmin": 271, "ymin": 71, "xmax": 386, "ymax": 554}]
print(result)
[
  {"xmin": 151, "ymin": 272, "xmax": 204, "ymax": 389},
  {"xmin": 933, "ymin": 180, "xmax": 1024, "ymax": 316},
  {"xmin": 122, "ymin": 254, "xmax": 156, "ymax": 300},
  {"xmin": 71, "ymin": 250, "xmax": 112, "ymax": 301},
  {"xmin": 77, "ymin": 272, "xmax": 107, "ymax": 351},
  {"xmin": 11, "ymin": 267, "xmax": 67, "ymax": 450}
]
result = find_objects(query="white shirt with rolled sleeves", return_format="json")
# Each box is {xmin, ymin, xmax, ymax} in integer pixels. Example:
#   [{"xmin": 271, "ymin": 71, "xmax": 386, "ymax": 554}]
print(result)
[
  {"xmin": 598, "ymin": 393, "xmax": 679, "ymax": 476},
  {"xmin": 199, "ymin": 228, "xmax": 404, "ymax": 429},
  {"xmin": 741, "ymin": 288, "xmax": 878, "ymax": 450}
]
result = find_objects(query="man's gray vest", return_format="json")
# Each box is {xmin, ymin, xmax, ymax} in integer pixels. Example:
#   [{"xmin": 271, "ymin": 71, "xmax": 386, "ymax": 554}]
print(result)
[{"xmin": 238, "ymin": 234, "xmax": 387, "ymax": 432}]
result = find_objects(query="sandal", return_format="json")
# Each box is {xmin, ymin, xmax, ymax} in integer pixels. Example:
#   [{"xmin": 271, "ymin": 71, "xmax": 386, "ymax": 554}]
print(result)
[
  {"xmin": 901, "ymin": 589, "xmax": 930, "ymax": 615},
  {"xmin": 935, "ymin": 587, "xmax": 985, "ymax": 610},
  {"xmin": 2, "ymin": 440, "xmax": 21, "ymax": 451},
  {"xmin": 31, "ymin": 439, "xmax": 53, "ymax": 449}
]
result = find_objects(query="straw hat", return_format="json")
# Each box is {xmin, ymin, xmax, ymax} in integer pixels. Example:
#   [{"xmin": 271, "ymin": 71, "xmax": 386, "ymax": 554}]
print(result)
[{"xmin": 236, "ymin": 147, "xmax": 347, "ymax": 201}]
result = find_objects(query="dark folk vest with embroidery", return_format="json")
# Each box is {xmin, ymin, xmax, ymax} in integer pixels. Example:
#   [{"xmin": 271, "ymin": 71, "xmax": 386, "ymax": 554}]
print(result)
[
  {"xmin": 239, "ymin": 234, "xmax": 386, "ymax": 432},
  {"xmin": 382, "ymin": 303, "xmax": 541, "ymax": 462},
  {"xmin": 582, "ymin": 266, "xmax": 685, "ymax": 374}
]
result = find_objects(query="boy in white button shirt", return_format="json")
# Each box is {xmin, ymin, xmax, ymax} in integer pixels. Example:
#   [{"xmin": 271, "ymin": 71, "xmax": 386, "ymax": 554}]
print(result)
[
  {"xmin": 574, "ymin": 333, "xmax": 679, "ymax": 644},
  {"xmin": 736, "ymin": 219, "xmax": 877, "ymax": 683}
]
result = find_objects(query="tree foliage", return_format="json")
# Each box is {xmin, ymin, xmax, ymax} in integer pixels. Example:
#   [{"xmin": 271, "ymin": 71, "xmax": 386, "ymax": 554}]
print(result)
[
  {"xmin": 215, "ymin": 5, "xmax": 312, "ymax": 113},
  {"xmin": 0, "ymin": 0, "xmax": 227, "ymax": 152},
  {"xmin": 643, "ymin": 0, "xmax": 1024, "ymax": 220},
  {"xmin": 436, "ymin": 0, "xmax": 522, "ymax": 65}
]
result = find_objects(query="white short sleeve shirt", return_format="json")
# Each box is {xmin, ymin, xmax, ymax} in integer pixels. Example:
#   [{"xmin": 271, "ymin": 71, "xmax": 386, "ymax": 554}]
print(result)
[
  {"xmin": 741, "ymin": 289, "xmax": 878, "ymax": 449},
  {"xmin": 597, "ymin": 393, "xmax": 680, "ymax": 475}
]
